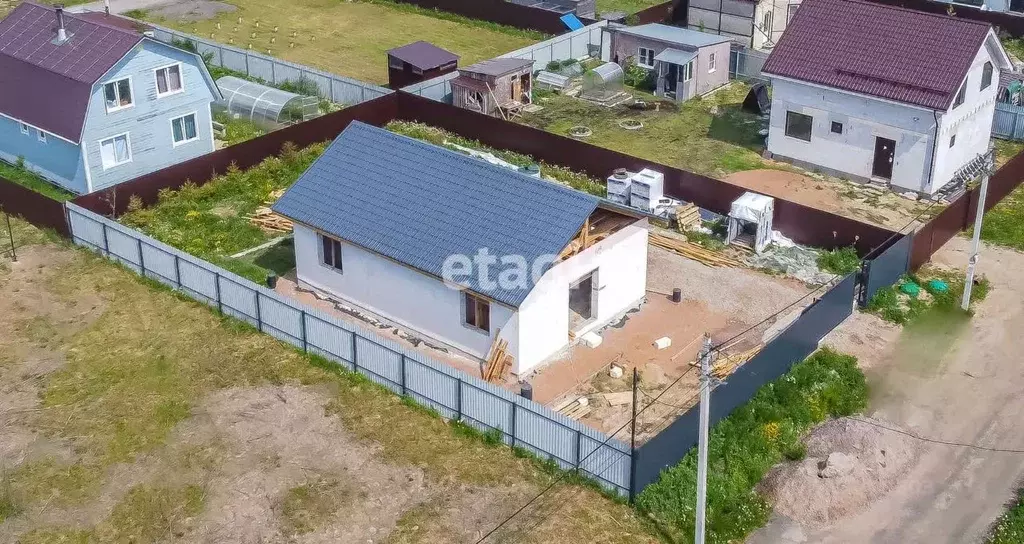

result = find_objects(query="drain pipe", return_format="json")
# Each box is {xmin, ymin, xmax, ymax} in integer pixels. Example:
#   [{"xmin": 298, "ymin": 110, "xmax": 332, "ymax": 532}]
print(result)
[{"xmin": 926, "ymin": 110, "xmax": 940, "ymax": 193}]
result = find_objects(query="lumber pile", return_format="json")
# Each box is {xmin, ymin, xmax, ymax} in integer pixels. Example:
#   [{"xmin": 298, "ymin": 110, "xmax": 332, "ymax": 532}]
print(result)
[
  {"xmin": 553, "ymin": 396, "xmax": 591, "ymax": 420},
  {"xmin": 649, "ymin": 232, "xmax": 741, "ymax": 268},
  {"xmin": 674, "ymin": 203, "xmax": 702, "ymax": 231},
  {"xmin": 482, "ymin": 337, "xmax": 513, "ymax": 383},
  {"xmin": 248, "ymin": 189, "xmax": 293, "ymax": 233},
  {"xmin": 689, "ymin": 344, "xmax": 763, "ymax": 378}
]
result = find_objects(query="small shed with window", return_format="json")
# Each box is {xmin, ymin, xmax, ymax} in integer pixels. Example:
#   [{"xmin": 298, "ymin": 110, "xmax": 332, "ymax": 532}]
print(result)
[
  {"xmin": 450, "ymin": 58, "xmax": 535, "ymax": 119},
  {"xmin": 386, "ymin": 41, "xmax": 459, "ymax": 89},
  {"xmin": 608, "ymin": 23, "xmax": 731, "ymax": 102}
]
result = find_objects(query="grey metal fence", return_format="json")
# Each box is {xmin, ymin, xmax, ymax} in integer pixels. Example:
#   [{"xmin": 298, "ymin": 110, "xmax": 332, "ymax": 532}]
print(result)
[
  {"xmin": 143, "ymin": 22, "xmax": 392, "ymax": 105},
  {"xmin": 65, "ymin": 203, "xmax": 632, "ymax": 495},
  {"xmin": 403, "ymin": 20, "xmax": 608, "ymax": 102},
  {"xmin": 631, "ymin": 273, "xmax": 857, "ymax": 495},
  {"xmin": 729, "ymin": 48, "xmax": 769, "ymax": 83},
  {"xmin": 859, "ymin": 234, "xmax": 911, "ymax": 307},
  {"xmin": 994, "ymin": 102, "xmax": 1024, "ymax": 140}
]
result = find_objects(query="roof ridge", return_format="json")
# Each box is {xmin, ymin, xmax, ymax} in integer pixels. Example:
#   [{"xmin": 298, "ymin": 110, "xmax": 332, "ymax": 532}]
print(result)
[{"xmin": 829, "ymin": 0, "xmax": 992, "ymax": 28}]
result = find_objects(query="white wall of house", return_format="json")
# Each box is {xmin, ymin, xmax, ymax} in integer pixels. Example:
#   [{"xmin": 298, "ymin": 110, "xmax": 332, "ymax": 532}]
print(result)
[
  {"xmin": 931, "ymin": 40, "xmax": 1001, "ymax": 192},
  {"xmin": 292, "ymin": 223, "xmax": 516, "ymax": 362},
  {"xmin": 515, "ymin": 219, "xmax": 648, "ymax": 375},
  {"xmin": 766, "ymin": 77, "xmax": 935, "ymax": 192},
  {"xmin": 752, "ymin": 0, "xmax": 801, "ymax": 51}
]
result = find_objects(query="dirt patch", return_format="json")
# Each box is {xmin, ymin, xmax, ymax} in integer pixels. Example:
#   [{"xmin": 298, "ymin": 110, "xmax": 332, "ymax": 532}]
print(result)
[
  {"xmin": 759, "ymin": 417, "xmax": 918, "ymax": 527},
  {"xmin": 724, "ymin": 169, "xmax": 932, "ymax": 231},
  {"xmin": 147, "ymin": 0, "xmax": 237, "ymax": 22}
]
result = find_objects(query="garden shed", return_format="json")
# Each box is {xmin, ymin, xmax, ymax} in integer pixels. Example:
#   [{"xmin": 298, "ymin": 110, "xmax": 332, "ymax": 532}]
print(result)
[
  {"xmin": 216, "ymin": 76, "xmax": 320, "ymax": 129},
  {"xmin": 451, "ymin": 58, "xmax": 534, "ymax": 119},
  {"xmin": 386, "ymin": 41, "xmax": 459, "ymax": 89}
]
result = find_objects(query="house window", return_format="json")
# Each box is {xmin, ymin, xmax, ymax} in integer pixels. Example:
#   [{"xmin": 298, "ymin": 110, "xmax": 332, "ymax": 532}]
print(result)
[
  {"xmin": 99, "ymin": 133, "xmax": 131, "ymax": 169},
  {"xmin": 320, "ymin": 234, "xmax": 343, "ymax": 271},
  {"xmin": 953, "ymin": 78, "xmax": 967, "ymax": 108},
  {"xmin": 982, "ymin": 61, "xmax": 994, "ymax": 90},
  {"xmin": 682, "ymin": 61, "xmax": 693, "ymax": 82},
  {"xmin": 785, "ymin": 111, "xmax": 813, "ymax": 141},
  {"xmin": 950, "ymin": 134, "xmax": 956, "ymax": 147},
  {"xmin": 103, "ymin": 77, "xmax": 133, "ymax": 112},
  {"xmin": 637, "ymin": 47, "xmax": 655, "ymax": 68},
  {"xmin": 762, "ymin": 11, "xmax": 773, "ymax": 35},
  {"xmin": 37, "ymin": 129, "xmax": 47, "ymax": 143},
  {"xmin": 19, "ymin": 122, "xmax": 29, "ymax": 135},
  {"xmin": 463, "ymin": 292, "xmax": 490, "ymax": 332},
  {"xmin": 787, "ymin": 3, "xmax": 799, "ymax": 22},
  {"xmin": 708, "ymin": 52, "xmax": 716, "ymax": 72},
  {"xmin": 170, "ymin": 113, "xmax": 199, "ymax": 145},
  {"xmin": 830, "ymin": 121, "xmax": 843, "ymax": 134},
  {"xmin": 155, "ymin": 64, "xmax": 183, "ymax": 97}
]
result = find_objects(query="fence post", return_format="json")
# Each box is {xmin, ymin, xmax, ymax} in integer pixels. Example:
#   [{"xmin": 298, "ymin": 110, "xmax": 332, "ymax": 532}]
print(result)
[
  {"xmin": 351, "ymin": 333, "xmax": 359, "ymax": 371},
  {"xmin": 214, "ymin": 273, "xmax": 223, "ymax": 314},
  {"xmin": 300, "ymin": 310, "xmax": 307, "ymax": 352},
  {"xmin": 101, "ymin": 222, "xmax": 109, "ymax": 255},
  {"xmin": 455, "ymin": 378, "xmax": 462, "ymax": 420},
  {"xmin": 575, "ymin": 430, "xmax": 582, "ymax": 470},
  {"xmin": 400, "ymin": 354, "xmax": 407, "ymax": 395},
  {"xmin": 174, "ymin": 255, "xmax": 181, "ymax": 288},
  {"xmin": 137, "ymin": 238, "xmax": 145, "ymax": 275},
  {"xmin": 510, "ymin": 401, "xmax": 517, "ymax": 448},
  {"xmin": 255, "ymin": 291, "xmax": 262, "ymax": 331}
]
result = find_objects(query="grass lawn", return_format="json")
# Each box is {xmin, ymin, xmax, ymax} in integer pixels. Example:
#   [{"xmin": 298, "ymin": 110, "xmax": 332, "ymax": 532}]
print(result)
[
  {"xmin": 144, "ymin": 0, "xmax": 543, "ymax": 85},
  {"xmin": 522, "ymin": 83, "xmax": 768, "ymax": 178},
  {"xmin": 980, "ymin": 139, "xmax": 1024, "ymax": 251},
  {"xmin": 0, "ymin": 159, "xmax": 76, "ymax": 202},
  {"xmin": 596, "ymin": 0, "xmax": 668, "ymax": 15},
  {"xmin": 120, "ymin": 142, "xmax": 325, "ymax": 283},
  {"xmin": 989, "ymin": 488, "xmax": 1024, "ymax": 544},
  {"xmin": 0, "ymin": 218, "xmax": 657, "ymax": 543}
]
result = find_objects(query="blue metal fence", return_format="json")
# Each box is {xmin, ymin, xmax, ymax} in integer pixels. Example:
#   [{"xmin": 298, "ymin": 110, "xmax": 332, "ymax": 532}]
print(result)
[{"xmin": 994, "ymin": 102, "xmax": 1024, "ymax": 141}]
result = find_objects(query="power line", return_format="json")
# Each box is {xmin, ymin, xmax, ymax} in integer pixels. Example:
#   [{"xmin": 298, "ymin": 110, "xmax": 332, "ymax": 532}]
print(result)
[{"xmin": 849, "ymin": 417, "xmax": 1024, "ymax": 454}]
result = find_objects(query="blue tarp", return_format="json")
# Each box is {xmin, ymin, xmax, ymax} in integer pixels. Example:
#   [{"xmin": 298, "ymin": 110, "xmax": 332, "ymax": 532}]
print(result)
[{"xmin": 560, "ymin": 13, "xmax": 584, "ymax": 30}]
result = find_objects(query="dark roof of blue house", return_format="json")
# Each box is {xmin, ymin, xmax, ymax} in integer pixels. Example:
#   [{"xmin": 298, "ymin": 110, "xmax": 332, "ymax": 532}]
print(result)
[
  {"xmin": 0, "ymin": 2, "xmax": 143, "ymax": 142},
  {"xmin": 272, "ymin": 122, "xmax": 599, "ymax": 307}
]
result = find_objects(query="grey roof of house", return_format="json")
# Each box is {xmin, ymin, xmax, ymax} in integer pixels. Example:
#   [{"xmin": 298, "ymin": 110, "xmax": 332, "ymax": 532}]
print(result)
[
  {"xmin": 0, "ymin": 2, "xmax": 142, "ymax": 142},
  {"xmin": 613, "ymin": 23, "xmax": 731, "ymax": 48},
  {"xmin": 386, "ymin": 41, "xmax": 459, "ymax": 70},
  {"xmin": 272, "ymin": 122, "xmax": 599, "ymax": 308},
  {"xmin": 654, "ymin": 48, "xmax": 697, "ymax": 66},
  {"xmin": 461, "ymin": 57, "xmax": 535, "ymax": 77}
]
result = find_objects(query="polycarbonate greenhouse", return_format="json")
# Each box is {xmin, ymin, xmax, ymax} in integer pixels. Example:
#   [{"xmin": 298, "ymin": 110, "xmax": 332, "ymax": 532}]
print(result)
[
  {"xmin": 215, "ymin": 76, "xmax": 320, "ymax": 128},
  {"xmin": 581, "ymin": 62, "xmax": 624, "ymax": 103}
]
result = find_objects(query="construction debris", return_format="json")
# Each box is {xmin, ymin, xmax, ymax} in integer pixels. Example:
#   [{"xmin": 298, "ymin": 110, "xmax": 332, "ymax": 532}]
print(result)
[
  {"xmin": 553, "ymin": 396, "xmax": 592, "ymax": 420},
  {"xmin": 248, "ymin": 189, "xmax": 293, "ymax": 233},
  {"xmin": 653, "ymin": 337, "xmax": 672, "ymax": 350},
  {"xmin": 674, "ymin": 203, "xmax": 702, "ymax": 231},
  {"xmin": 745, "ymin": 245, "xmax": 834, "ymax": 285},
  {"xmin": 482, "ymin": 336, "xmax": 513, "ymax": 383},
  {"xmin": 689, "ymin": 344, "xmax": 763, "ymax": 378},
  {"xmin": 602, "ymin": 391, "xmax": 633, "ymax": 406},
  {"xmin": 649, "ymin": 232, "xmax": 741, "ymax": 268}
]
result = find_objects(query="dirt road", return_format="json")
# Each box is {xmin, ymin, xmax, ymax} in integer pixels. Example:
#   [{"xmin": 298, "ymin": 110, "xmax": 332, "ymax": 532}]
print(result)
[{"xmin": 749, "ymin": 237, "xmax": 1024, "ymax": 544}]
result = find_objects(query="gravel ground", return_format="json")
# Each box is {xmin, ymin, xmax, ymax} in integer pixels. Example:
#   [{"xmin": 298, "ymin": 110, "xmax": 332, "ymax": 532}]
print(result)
[{"xmin": 647, "ymin": 245, "xmax": 814, "ymax": 326}]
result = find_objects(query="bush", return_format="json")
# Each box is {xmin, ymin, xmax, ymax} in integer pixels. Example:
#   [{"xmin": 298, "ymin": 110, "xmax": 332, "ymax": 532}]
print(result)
[
  {"xmin": 623, "ymin": 59, "xmax": 656, "ymax": 92},
  {"xmin": 546, "ymin": 60, "xmax": 561, "ymax": 71},
  {"xmin": 817, "ymin": 246, "xmax": 860, "ymax": 275},
  {"xmin": 277, "ymin": 76, "xmax": 324, "ymax": 98},
  {"xmin": 636, "ymin": 348, "xmax": 868, "ymax": 544}
]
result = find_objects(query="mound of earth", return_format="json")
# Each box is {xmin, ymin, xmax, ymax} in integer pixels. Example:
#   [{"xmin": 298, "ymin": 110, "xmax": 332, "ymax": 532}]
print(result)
[{"xmin": 758, "ymin": 416, "xmax": 918, "ymax": 526}]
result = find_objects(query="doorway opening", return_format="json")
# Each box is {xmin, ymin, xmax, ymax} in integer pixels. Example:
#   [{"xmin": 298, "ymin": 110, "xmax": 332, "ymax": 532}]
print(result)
[
  {"xmin": 872, "ymin": 136, "xmax": 896, "ymax": 180},
  {"xmin": 568, "ymin": 270, "xmax": 598, "ymax": 333},
  {"xmin": 665, "ymin": 63, "xmax": 678, "ymax": 97}
]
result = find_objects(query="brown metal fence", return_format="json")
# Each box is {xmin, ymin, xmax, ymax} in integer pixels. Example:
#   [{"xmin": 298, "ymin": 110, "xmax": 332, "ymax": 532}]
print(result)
[
  {"xmin": 631, "ymin": 1, "xmax": 678, "ymax": 24},
  {"xmin": 0, "ymin": 177, "xmax": 70, "ymax": 237},
  {"xmin": 864, "ymin": 0, "xmax": 1024, "ymax": 37},
  {"xmin": 390, "ymin": 0, "xmax": 595, "ymax": 35},
  {"xmin": 394, "ymin": 92, "xmax": 895, "ymax": 254}
]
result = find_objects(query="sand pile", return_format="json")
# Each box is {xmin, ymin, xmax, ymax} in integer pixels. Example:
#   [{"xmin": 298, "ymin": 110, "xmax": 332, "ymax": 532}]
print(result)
[{"xmin": 758, "ymin": 417, "xmax": 918, "ymax": 526}]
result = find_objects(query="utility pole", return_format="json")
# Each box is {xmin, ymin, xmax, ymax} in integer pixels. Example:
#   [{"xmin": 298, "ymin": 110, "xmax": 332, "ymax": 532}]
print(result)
[
  {"xmin": 962, "ymin": 152, "xmax": 993, "ymax": 311},
  {"xmin": 695, "ymin": 333, "xmax": 713, "ymax": 544}
]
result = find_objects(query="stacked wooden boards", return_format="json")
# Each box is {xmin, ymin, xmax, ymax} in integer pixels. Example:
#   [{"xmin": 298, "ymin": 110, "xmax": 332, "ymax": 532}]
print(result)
[{"xmin": 649, "ymin": 232, "xmax": 741, "ymax": 268}]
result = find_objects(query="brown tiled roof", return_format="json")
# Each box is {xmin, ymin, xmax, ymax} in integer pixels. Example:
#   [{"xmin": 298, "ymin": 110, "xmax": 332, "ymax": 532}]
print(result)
[
  {"xmin": 761, "ymin": 0, "xmax": 992, "ymax": 110},
  {"xmin": 0, "ymin": 2, "xmax": 142, "ymax": 142}
]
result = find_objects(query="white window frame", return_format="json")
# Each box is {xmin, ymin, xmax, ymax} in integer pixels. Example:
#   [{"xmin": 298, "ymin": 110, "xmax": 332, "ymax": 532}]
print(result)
[
  {"xmin": 153, "ymin": 62, "xmax": 185, "ymax": 98},
  {"xmin": 37, "ymin": 129, "xmax": 47, "ymax": 143},
  {"xmin": 709, "ymin": 52, "xmax": 717, "ymax": 73},
  {"xmin": 98, "ymin": 132, "xmax": 132, "ymax": 169},
  {"xmin": 637, "ymin": 47, "xmax": 655, "ymax": 69},
  {"xmin": 682, "ymin": 61, "xmax": 693, "ymax": 82},
  {"xmin": 169, "ymin": 112, "xmax": 200, "ymax": 146},
  {"xmin": 19, "ymin": 122, "xmax": 29, "ymax": 135},
  {"xmin": 102, "ymin": 76, "xmax": 134, "ymax": 113}
]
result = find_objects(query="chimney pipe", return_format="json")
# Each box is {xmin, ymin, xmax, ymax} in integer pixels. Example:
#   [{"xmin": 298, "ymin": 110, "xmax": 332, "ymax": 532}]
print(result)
[{"xmin": 55, "ymin": 5, "xmax": 67, "ymax": 43}]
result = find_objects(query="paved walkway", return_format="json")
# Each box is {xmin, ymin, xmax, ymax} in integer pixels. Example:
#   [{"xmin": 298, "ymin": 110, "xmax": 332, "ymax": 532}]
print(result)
[{"xmin": 749, "ymin": 237, "xmax": 1024, "ymax": 544}]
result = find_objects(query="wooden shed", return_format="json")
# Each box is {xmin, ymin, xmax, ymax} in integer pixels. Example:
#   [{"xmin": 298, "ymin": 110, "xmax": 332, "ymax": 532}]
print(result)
[
  {"xmin": 451, "ymin": 58, "xmax": 534, "ymax": 119},
  {"xmin": 386, "ymin": 41, "xmax": 459, "ymax": 90}
]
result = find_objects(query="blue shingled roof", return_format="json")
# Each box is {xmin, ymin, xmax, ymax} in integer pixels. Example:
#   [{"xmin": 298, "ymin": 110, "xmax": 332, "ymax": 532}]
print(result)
[{"xmin": 272, "ymin": 122, "xmax": 599, "ymax": 308}]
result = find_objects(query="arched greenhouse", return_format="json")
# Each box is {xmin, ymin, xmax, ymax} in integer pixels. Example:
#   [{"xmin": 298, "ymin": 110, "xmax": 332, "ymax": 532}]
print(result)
[{"xmin": 215, "ymin": 76, "xmax": 320, "ymax": 129}]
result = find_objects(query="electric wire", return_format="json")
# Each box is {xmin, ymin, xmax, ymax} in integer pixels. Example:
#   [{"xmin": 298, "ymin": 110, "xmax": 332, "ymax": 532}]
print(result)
[{"xmin": 849, "ymin": 416, "xmax": 1024, "ymax": 454}]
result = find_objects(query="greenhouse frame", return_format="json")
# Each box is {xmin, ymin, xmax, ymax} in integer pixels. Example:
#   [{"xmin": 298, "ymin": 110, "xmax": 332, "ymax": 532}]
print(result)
[{"xmin": 216, "ymin": 76, "xmax": 320, "ymax": 128}]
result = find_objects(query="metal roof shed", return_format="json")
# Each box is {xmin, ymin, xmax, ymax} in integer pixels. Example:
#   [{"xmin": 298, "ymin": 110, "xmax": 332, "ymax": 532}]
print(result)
[{"xmin": 216, "ymin": 76, "xmax": 319, "ymax": 128}]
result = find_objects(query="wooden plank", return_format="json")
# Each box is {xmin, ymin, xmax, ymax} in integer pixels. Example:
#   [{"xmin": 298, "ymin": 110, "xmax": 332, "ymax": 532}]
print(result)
[{"xmin": 603, "ymin": 391, "xmax": 633, "ymax": 406}]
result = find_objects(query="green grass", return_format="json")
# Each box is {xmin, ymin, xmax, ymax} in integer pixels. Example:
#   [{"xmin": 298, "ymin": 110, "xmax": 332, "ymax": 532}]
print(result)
[
  {"xmin": 596, "ymin": 0, "xmax": 668, "ymax": 15},
  {"xmin": 94, "ymin": 485, "xmax": 206, "ymax": 542},
  {"xmin": 979, "ymin": 183, "xmax": 1024, "ymax": 251},
  {"xmin": 817, "ymin": 246, "xmax": 861, "ymax": 275},
  {"xmin": 866, "ymin": 269, "xmax": 990, "ymax": 325},
  {"xmin": 280, "ymin": 479, "xmax": 356, "ymax": 536},
  {"xmin": 213, "ymin": 110, "xmax": 266, "ymax": 146},
  {"xmin": 0, "ymin": 158, "xmax": 75, "ymax": 202},
  {"xmin": 989, "ymin": 488, "xmax": 1024, "ymax": 544},
  {"xmin": 521, "ymin": 83, "xmax": 769, "ymax": 178},
  {"xmin": 146, "ymin": 0, "xmax": 541, "ymax": 84},
  {"xmin": 636, "ymin": 348, "xmax": 869, "ymax": 544},
  {"xmin": 386, "ymin": 121, "xmax": 606, "ymax": 196},
  {"xmin": 121, "ymin": 143, "xmax": 324, "ymax": 283}
]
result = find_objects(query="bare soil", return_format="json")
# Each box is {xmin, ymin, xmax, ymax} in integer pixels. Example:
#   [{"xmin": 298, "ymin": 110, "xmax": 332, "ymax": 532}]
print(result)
[{"xmin": 147, "ymin": 1, "xmax": 237, "ymax": 22}]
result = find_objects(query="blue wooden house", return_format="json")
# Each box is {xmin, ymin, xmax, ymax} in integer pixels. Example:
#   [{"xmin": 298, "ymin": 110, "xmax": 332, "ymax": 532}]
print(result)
[{"xmin": 0, "ymin": 3, "xmax": 221, "ymax": 194}]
